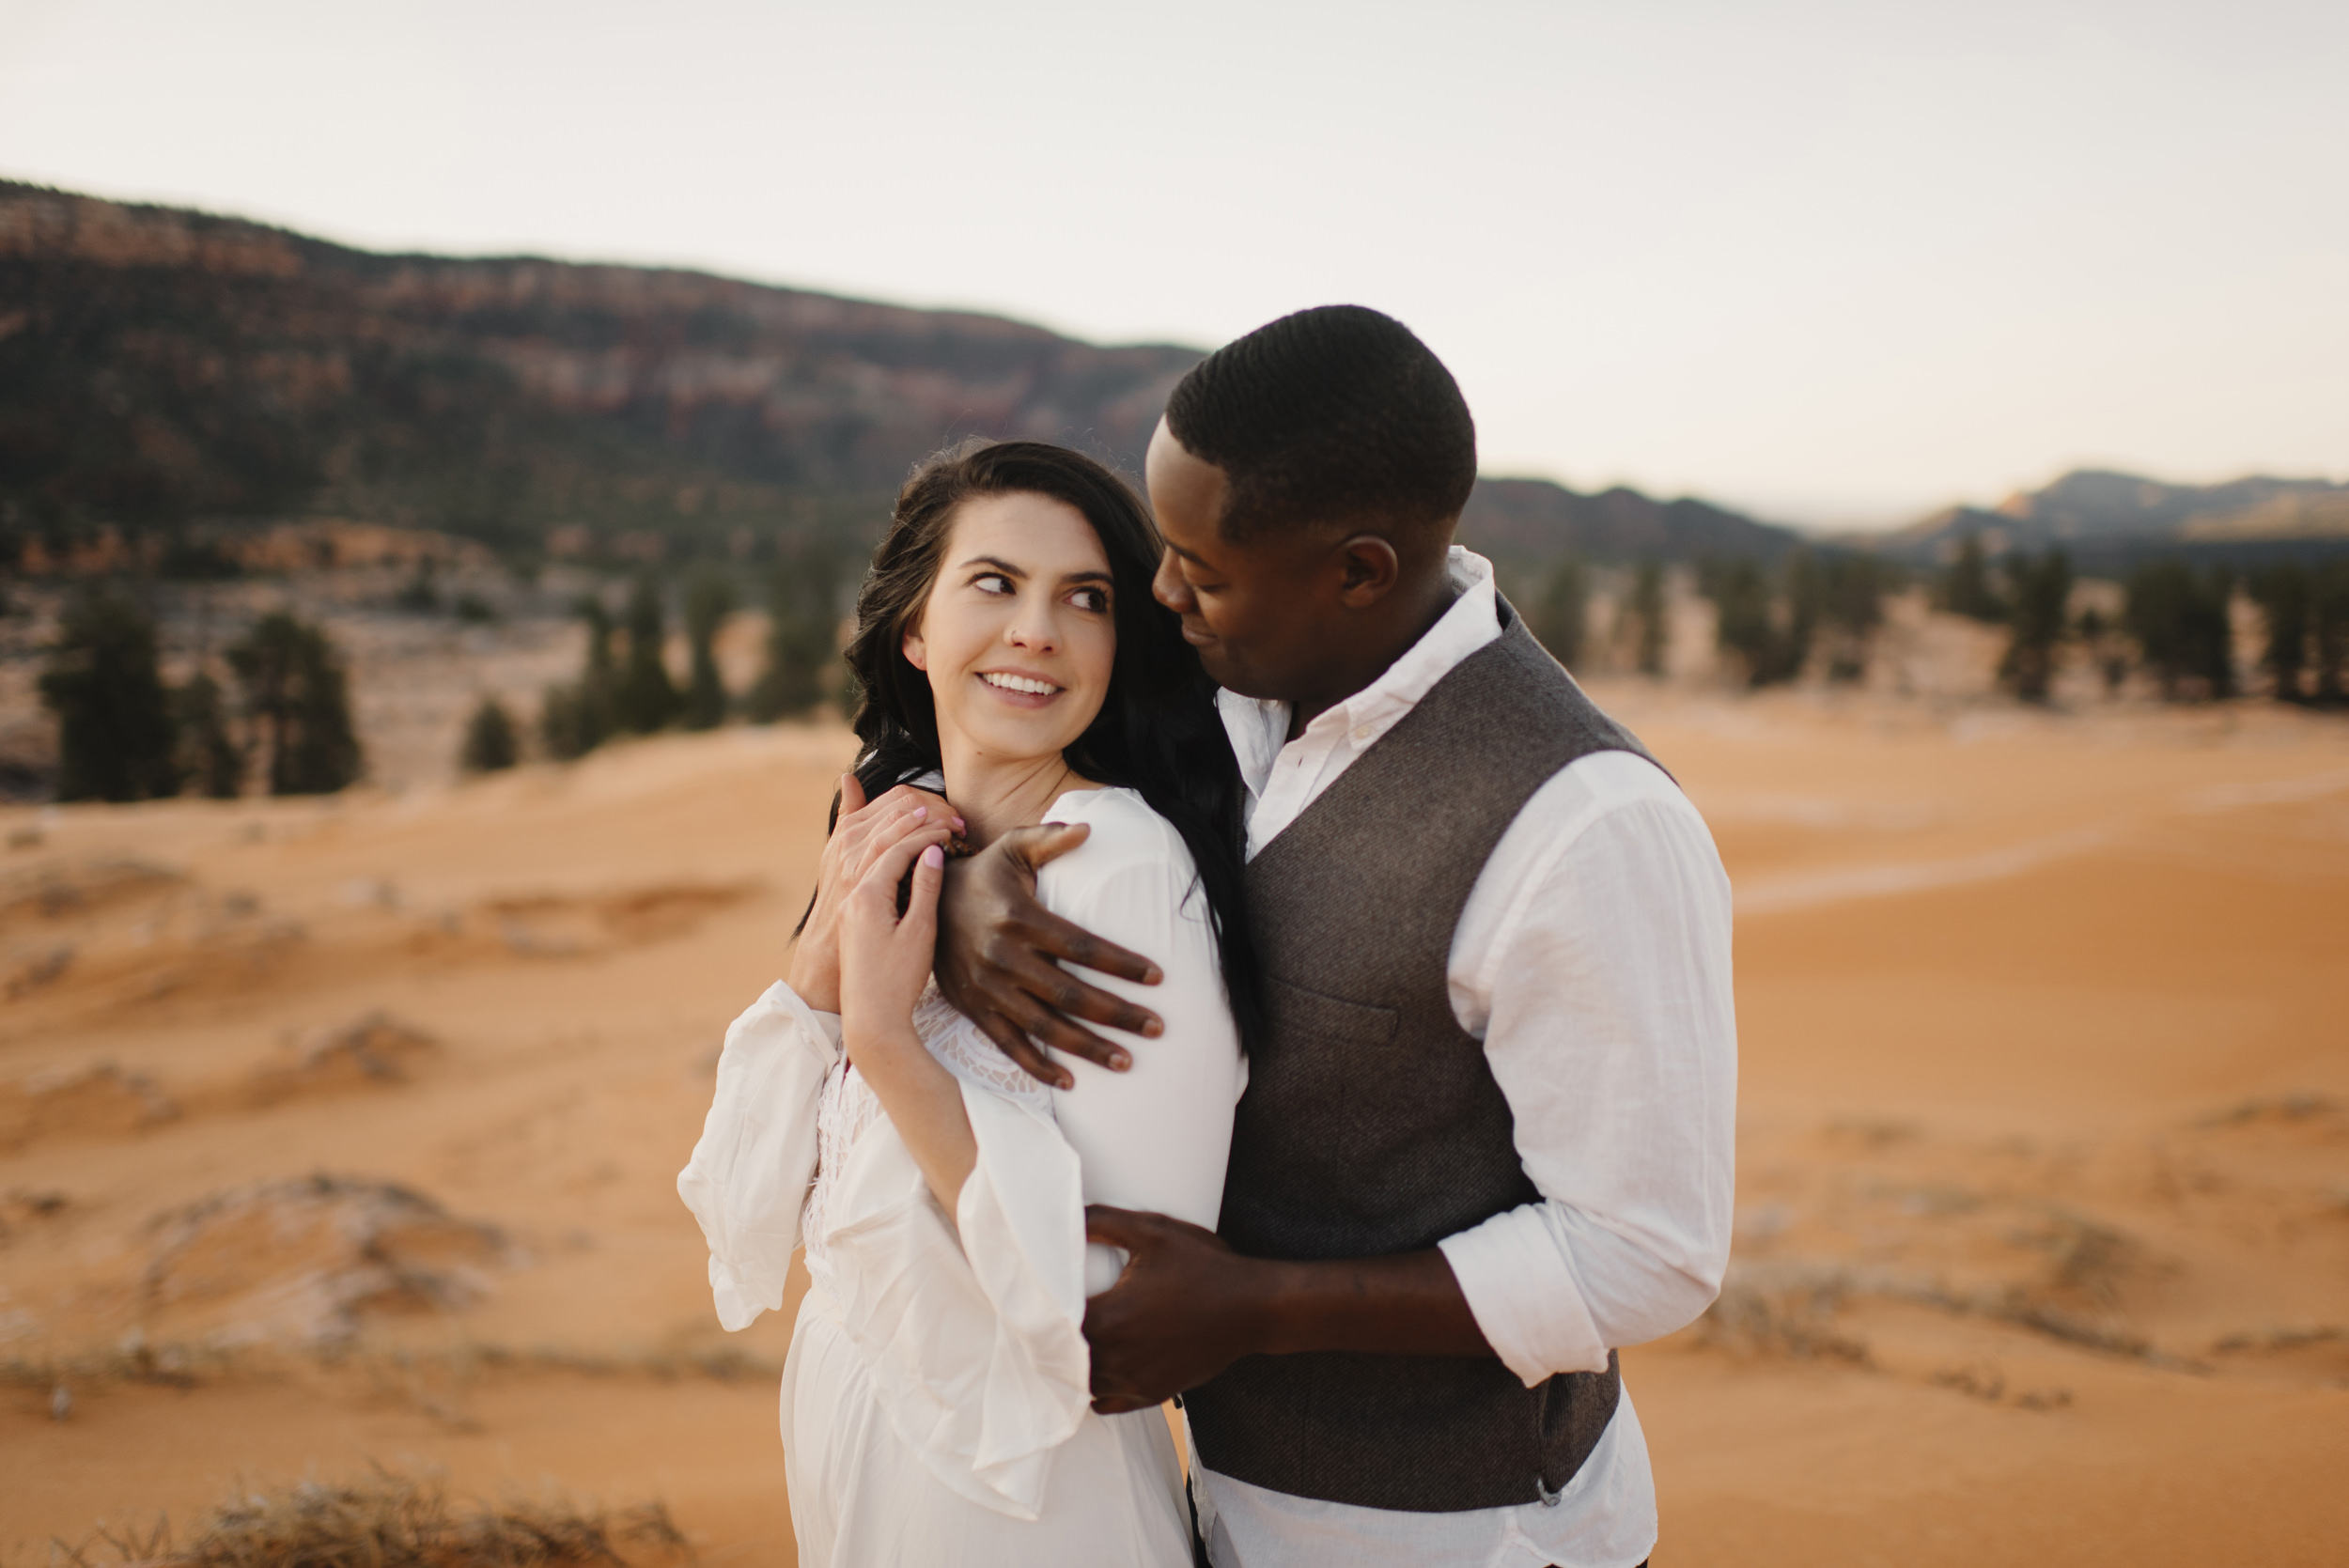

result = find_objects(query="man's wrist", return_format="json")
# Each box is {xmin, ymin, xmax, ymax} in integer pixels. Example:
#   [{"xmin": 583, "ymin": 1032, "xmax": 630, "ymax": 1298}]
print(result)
[{"xmin": 1238, "ymin": 1256, "xmax": 1308, "ymax": 1357}]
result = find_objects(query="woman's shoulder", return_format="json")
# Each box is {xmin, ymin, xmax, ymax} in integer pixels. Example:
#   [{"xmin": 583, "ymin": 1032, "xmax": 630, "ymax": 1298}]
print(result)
[{"xmin": 1037, "ymin": 787, "xmax": 1198, "ymax": 894}]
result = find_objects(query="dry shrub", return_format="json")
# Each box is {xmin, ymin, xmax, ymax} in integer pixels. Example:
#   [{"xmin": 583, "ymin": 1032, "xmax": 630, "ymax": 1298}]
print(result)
[
  {"xmin": 48, "ymin": 1470, "xmax": 689, "ymax": 1568},
  {"xmin": 140, "ymin": 1174, "xmax": 509, "ymax": 1350},
  {"xmin": 1700, "ymin": 1262, "xmax": 1874, "ymax": 1364}
]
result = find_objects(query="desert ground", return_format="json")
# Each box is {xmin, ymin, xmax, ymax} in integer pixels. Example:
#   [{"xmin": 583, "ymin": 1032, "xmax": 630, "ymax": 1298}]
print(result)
[{"xmin": 3, "ymin": 673, "xmax": 2346, "ymax": 1563}]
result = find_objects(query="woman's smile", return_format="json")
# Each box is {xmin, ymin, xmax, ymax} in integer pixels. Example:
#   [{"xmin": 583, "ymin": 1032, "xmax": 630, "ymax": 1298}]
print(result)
[{"xmin": 978, "ymin": 667, "xmax": 1066, "ymax": 706}]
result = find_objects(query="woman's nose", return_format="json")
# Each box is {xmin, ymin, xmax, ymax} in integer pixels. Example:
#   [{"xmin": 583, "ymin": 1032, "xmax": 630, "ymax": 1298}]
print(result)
[{"xmin": 1003, "ymin": 610, "xmax": 1058, "ymax": 652}]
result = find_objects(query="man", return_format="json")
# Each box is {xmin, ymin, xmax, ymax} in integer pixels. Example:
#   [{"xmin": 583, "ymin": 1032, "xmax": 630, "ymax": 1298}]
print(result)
[{"xmin": 938, "ymin": 305, "xmax": 1735, "ymax": 1567}]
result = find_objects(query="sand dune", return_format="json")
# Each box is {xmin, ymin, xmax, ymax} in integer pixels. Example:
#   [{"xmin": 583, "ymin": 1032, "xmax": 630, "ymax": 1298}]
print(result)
[{"xmin": 3, "ymin": 692, "xmax": 2345, "ymax": 1564}]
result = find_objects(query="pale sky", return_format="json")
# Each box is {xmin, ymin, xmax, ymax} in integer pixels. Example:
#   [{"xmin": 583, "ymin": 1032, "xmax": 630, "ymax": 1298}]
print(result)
[{"xmin": 3, "ymin": 0, "xmax": 2343, "ymax": 529}]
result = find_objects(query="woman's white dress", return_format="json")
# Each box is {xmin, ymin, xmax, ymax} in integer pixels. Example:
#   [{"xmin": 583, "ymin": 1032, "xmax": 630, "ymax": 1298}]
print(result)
[{"xmin": 678, "ymin": 787, "xmax": 1245, "ymax": 1567}]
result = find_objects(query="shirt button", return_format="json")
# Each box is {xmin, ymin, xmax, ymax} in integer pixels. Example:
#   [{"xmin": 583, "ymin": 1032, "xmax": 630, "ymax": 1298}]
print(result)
[{"xmin": 1352, "ymin": 725, "xmax": 1373, "ymax": 741}]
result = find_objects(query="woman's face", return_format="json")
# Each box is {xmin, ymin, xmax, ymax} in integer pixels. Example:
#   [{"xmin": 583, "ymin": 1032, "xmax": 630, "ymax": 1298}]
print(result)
[{"xmin": 903, "ymin": 490, "xmax": 1117, "ymax": 769}]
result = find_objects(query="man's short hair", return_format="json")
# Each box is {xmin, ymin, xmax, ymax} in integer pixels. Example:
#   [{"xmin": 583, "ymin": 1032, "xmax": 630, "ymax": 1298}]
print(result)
[{"xmin": 1164, "ymin": 304, "xmax": 1477, "ymax": 544}]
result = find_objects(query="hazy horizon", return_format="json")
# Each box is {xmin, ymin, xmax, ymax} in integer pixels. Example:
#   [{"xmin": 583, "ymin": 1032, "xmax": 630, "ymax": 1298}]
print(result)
[{"xmin": 5, "ymin": 0, "xmax": 2341, "ymax": 531}]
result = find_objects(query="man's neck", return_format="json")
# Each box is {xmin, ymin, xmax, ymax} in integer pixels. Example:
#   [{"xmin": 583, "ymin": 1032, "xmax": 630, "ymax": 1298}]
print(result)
[{"xmin": 1284, "ymin": 570, "xmax": 1462, "ymax": 739}]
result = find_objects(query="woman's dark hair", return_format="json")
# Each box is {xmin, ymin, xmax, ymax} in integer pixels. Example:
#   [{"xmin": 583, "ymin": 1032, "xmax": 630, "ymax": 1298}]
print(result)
[{"xmin": 826, "ymin": 438, "xmax": 1260, "ymax": 1051}]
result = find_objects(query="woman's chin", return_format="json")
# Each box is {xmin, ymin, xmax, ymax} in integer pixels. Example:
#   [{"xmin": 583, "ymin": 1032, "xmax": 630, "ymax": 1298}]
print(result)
[{"xmin": 945, "ymin": 712, "xmax": 1095, "ymax": 768}]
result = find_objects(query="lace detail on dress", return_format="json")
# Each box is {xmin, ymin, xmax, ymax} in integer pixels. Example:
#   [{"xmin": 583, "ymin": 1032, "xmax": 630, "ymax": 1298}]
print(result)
[
  {"xmin": 912, "ymin": 981, "xmax": 1056, "ymax": 1106},
  {"xmin": 801, "ymin": 981, "xmax": 1052, "ymax": 1297}
]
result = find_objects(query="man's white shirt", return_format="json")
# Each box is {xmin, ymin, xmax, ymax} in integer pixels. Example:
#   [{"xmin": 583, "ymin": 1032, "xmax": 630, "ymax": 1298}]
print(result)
[{"xmin": 1190, "ymin": 549, "xmax": 1737, "ymax": 1568}]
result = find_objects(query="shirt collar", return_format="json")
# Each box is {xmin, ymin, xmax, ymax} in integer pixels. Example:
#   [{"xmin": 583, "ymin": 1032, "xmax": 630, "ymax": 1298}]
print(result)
[{"xmin": 1218, "ymin": 547, "xmax": 1501, "ymax": 791}]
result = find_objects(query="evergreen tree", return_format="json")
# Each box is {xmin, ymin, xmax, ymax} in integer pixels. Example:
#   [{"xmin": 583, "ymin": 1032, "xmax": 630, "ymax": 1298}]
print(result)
[
  {"xmin": 682, "ymin": 567, "xmax": 738, "ymax": 731},
  {"xmin": 1939, "ymin": 534, "xmax": 2006, "ymax": 622},
  {"xmin": 1703, "ymin": 555, "xmax": 1821, "ymax": 688},
  {"xmin": 1999, "ymin": 550, "xmax": 2074, "ymax": 703},
  {"xmin": 226, "ymin": 612, "xmax": 363, "ymax": 794},
  {"xmin": 1704, "ymin": 560, "xmax": 1777, "ymax": 687},
  {"xmin": 748, "ymin": 544, "xmax": 843, "ymax": 721},
  {"xmin": 2248, "ymin": 564, "xmax": 2311, "ymax": 702},
  {"xmin": 38, "ymin": 589, "xmax": 182, "ymax": 802},
  {"xmin": 2313, "ymin": 561, "xmax": 2349, "ymax": 704},
  {"xmin": 1821, "ymin": 552, "xmax": 1890, "ymax": 682},
  {"xmin": 174, "ymin": 670, "xmax": 244, "ymax": 799},
  {"xmin": 1531, "ymin": 557, "xmax": 1590, "ymax": 668},
  {"xmin": 2077, "ymin": 605, "xmax": 2129, "ymax": 697},
  {"xmin": 459, "ymin": 695, "xmax": 521, "ymax": 773},
  {"xmin": 2123, "ymin": 560, "xmax": 2236, "ymax": 701},
  {"xmin": 540, "ymin": 598, "xmax": 616, "ymax": 761},
  {"xmin": 614, "ymin": 575, "xmax": 681, "ymax": 734},
  {"xmin": 1625, "ymin": 561, "xmax": 1669, "ymax": 677}
]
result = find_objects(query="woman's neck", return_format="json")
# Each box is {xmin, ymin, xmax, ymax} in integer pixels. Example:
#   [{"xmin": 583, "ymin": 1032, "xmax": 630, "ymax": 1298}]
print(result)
[{"xmin": 938, "ymin": 737, "xmax": 1093, "ymax": 847}]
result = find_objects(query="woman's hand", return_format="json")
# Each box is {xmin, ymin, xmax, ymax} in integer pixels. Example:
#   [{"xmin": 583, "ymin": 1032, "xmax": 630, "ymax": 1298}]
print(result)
[
  {"xmin": 839, "ymin": 816, "xmax": 978, "ymax": 1216},
  {"xmin": 787, "ymin": 774, "xmax": 962, "ymax": 1013},
  {"xmin": 839, "ymin": 812, "xmax": 954, "ymax": 1037}
]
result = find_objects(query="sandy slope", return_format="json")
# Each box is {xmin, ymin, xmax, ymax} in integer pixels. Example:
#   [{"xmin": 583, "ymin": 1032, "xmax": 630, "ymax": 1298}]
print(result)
[{"xmin": 4, "ymin": 690, "xmax": 2345, "ymax": 1564}]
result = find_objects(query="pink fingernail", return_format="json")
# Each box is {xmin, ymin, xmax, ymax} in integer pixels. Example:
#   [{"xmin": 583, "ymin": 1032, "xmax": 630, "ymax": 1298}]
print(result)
[
  {"xmin": 921, "ymin": 845, "xmax": 943, "ymax": 868},
  {"xmin": 912, "ymin": 806, "xmax": 926, "ymax": 822}
]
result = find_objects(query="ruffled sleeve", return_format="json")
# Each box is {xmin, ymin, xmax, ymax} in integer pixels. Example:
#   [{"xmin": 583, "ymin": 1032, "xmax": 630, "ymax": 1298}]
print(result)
[
  {"xmin": 677, "ymin": 981, "xmax": 840, "ymax": 1331},
  {"xmin": 820, "ymin": 1049, "xmax": 1091, "ymax": 1519}
]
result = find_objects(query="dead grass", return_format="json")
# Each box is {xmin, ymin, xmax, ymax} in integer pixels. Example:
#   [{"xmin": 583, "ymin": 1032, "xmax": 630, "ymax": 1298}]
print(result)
[{"xmin": 39, "ymin": 1469, "xmax": 689, "ymax": 1568}]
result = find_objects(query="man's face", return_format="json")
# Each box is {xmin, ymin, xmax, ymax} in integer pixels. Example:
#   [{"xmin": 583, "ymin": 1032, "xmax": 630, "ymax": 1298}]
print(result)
[{"xmin": 1146, "ymin": 419, "xmax": 1346, "ymax": 703}]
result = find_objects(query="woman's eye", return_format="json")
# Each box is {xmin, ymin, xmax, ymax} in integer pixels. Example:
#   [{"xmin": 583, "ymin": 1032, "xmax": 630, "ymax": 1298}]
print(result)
[
  {"xmin": 1073, "ymin": 588, "xmax": 1110, "ymax": 613},
  {"xmin": 973, "ymin": 573, "xmax": 1014, "ymax": 596}
]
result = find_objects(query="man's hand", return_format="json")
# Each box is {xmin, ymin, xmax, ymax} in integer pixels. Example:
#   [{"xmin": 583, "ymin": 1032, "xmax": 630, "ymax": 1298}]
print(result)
[
  {"xmin": 1081, "ymin": 1206, "xmax": 1268, "ymax": 1414},
  {"xmin": 934, "ymin": 825, "xmax": 1165, "ymax": 1090},
  {"xmin": 1081, "ymin": 1206, "xmax": 1500, "ymax": 1413}
]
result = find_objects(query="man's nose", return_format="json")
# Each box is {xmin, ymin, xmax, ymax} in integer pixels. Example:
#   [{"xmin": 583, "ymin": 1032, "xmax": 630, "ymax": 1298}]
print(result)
[{"xmin": 1152, "ymin": 549, "xmax": 1190, "ymax": 613}]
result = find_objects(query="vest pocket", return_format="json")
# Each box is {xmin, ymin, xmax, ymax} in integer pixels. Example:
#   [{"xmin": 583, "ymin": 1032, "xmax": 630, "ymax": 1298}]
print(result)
[{"xmin": 1266, "ymin": 975, "xmax": 1400, "ymax": 1048}]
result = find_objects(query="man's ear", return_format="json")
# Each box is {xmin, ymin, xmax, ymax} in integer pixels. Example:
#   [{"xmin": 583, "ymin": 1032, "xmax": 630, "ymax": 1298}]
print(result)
[{"xmin": 1334, "ymin": 535, "xmax": 1402, "ymax": 608}]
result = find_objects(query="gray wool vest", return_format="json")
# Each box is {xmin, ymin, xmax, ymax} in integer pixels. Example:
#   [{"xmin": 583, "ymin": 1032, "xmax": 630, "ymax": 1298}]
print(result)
[{"xmin": 1184, "ymin": 597, "xmax": 1665, "ymax": 1514}]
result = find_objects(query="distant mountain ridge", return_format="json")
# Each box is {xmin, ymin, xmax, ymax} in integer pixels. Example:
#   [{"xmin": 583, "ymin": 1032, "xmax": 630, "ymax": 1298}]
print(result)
[
  {"xmin": 1884, "ymin": 469, "xmax": 2349, "ymax": 567},
  {"xmin": 1, "ymin": 180, "xmax": 1800, "ymax": 568},
  {"xmin": 0, "ymin": 180, "xmax": 1201, "ymax": 556},
  {"xmin": 1457, "ymin": 476, "xmax": 1801, "ymax": 565}
]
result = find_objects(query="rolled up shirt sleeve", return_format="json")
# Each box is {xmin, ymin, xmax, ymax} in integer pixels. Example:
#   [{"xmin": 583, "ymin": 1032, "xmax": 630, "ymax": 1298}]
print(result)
[{"xmin": 1436, "ymin": 755, "xmax": 1738, "ymax": 1388}]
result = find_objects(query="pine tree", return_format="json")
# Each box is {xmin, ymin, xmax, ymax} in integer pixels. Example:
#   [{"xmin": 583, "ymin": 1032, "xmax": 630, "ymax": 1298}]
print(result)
[
  {"xmin": 1821, "ymin": 552, "xmax": 1890, "ymax": 682},
  {"xmin": 459, "ymin": 695, "xmax": 520, "ymax": 773},
  {"xmin": 1939, "ymin": 534, "xmax": 2006, "ymax": 623},
  {"xmin": 748, "ymin": 544, "xmax": 843, "ymax": 721},
  {"xmin": 681, "ymin": 568, "xmax": 738, "ymax": 731},
  {"xmin": 2248, "ymin": 564, "xmax": 2311, "ymax": 702},
  {"xmin": 540, "ymin": 598, "xmax": 616, "ymax": 760},
  {"xmin": 1999, "ymin": 550, "xmax": 2074, "ymax": 704},
  {"xmin": 1531, "ymin": 558, "xmax": 1590, "ymax": 668},
  {"xmin": 1626, "ymin": 561, "xmax": 1669, "ymax": 677},
  {"xmin": 2124, "ymin": 560, "xmax": 2235, "ymax": 702},
  {"xmin": 1704, "ymin": 560, "xmax": 1778, "ymax": 687},
  {"xmin": 38, "ymin": 590, "xmax": 182, "ymax": 801},
  {"xmin": 614, "ymin": 575, "xmax": 680, "ymax": 734},
  {"xmin": 226, "ymin": 612, "xmax": 363, "ymax": 794},
  {"xmin": 2312, "ymin": 561, "xmax": 2349, "ymax": 704},
  {"xmin": 175, "ymin": 670, "xmax": 244, "ymax": 798}
]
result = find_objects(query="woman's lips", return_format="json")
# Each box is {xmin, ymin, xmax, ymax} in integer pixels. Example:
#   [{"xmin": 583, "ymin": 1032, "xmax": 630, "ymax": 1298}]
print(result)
[{"xmin": 976, "ymin": 670, "xmax": 1064, "ymax": 709}]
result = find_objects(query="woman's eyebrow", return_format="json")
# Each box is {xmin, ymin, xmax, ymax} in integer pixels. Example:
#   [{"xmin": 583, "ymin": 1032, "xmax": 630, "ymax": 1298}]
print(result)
[{"xmin": 957, "ymin": 554, "xmax": 1027, "ymax": 578}]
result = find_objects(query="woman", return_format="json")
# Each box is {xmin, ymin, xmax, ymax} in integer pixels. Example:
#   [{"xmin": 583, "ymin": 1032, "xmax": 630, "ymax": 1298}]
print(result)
[{"xmin": 677, "ymin": 441, "xmax": 1257, "ymax": 1565}]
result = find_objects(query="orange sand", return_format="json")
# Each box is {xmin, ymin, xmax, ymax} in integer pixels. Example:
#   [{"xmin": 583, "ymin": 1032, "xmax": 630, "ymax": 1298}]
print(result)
[{"xmin": 3, "ymin": 687, "xmax": 2345, "ymax": 1564}]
